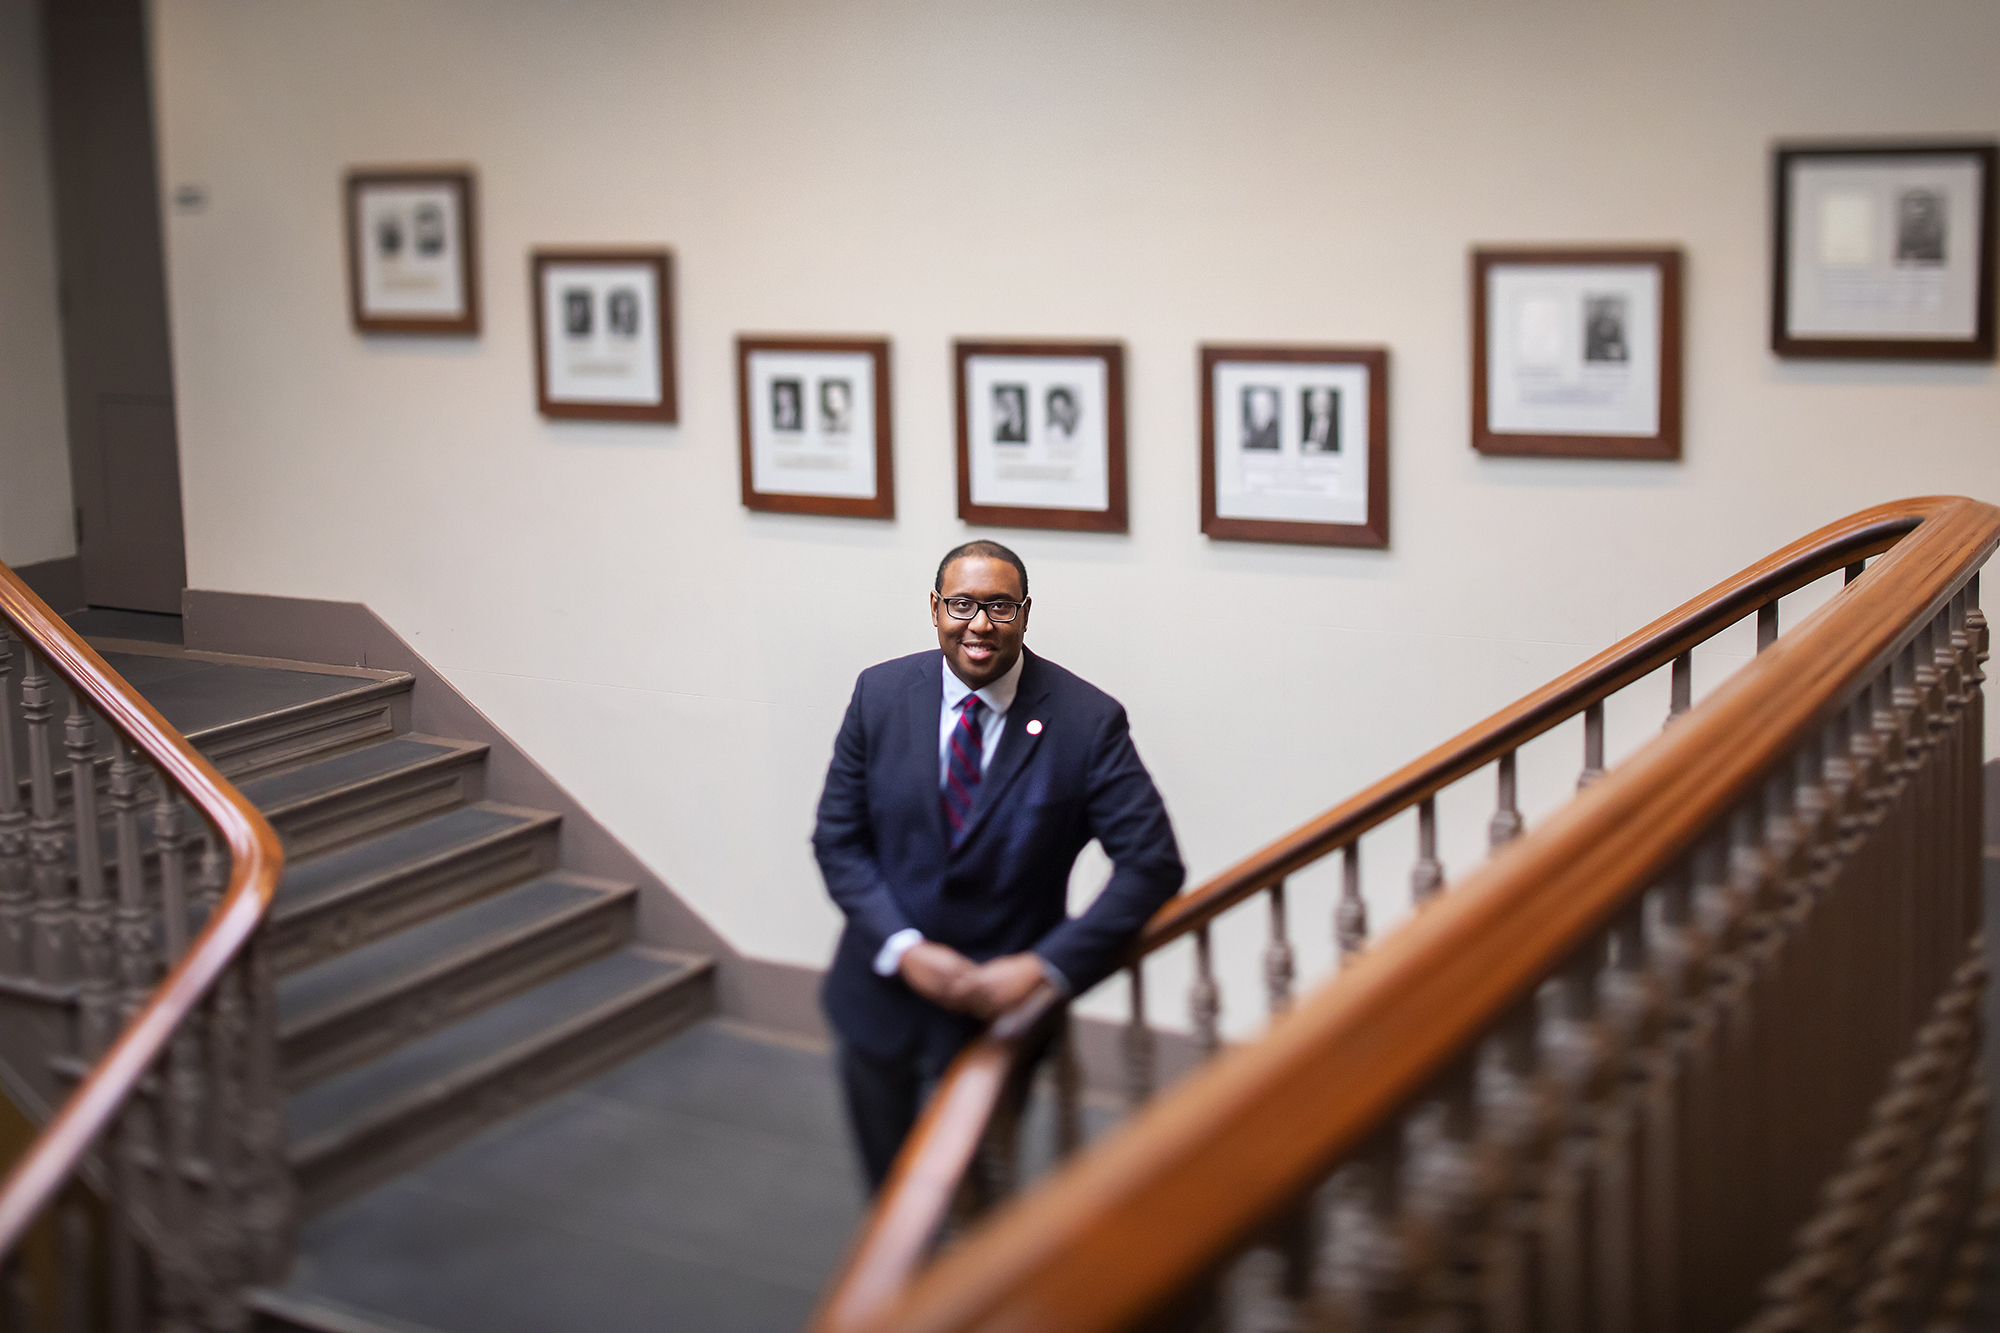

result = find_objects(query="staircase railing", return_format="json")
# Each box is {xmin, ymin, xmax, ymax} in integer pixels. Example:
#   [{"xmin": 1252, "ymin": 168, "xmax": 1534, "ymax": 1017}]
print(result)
[
  {"xmin": 0, "ymin": 565, "xmax": 288, "ymax": 1329},
  {"xmin": 816, "ymin": 495, "xmax": 1999, "ymax": 1333}
]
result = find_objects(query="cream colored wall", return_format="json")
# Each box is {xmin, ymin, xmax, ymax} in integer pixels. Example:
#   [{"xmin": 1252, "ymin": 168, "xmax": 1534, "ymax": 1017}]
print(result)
[
  {"xmin": 150, "ymin": 0, "xmax": 2000, "ymax": 1027},
  {"xmin": 0, "ymin": 0, "xmax": 74, "ymax": 569}
]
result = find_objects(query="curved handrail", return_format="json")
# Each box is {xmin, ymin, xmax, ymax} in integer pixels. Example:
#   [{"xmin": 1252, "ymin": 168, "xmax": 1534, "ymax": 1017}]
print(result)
[
  {"xmin": 812, "ymin": 495, "xmax": 1991, "ymax": 1333},
  {"xmin": 0, "ymin": 566, "xmax": 284, "ymax": 1254}
]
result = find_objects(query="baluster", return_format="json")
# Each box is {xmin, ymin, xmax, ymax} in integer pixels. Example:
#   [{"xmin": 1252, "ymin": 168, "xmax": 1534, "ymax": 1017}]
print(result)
[
  {"xmin": 68, "ymin": 690, "xmax": 117, "ymax": 1057},
  {"xmin": 1265, "ymin": 880, "xmax": 1296, "ymax": 1016},
  {"xmin": 196, "ymin": 829, "xmax": 225, "ymax": 925},
  {"xmin": 1579, "ymin": 701, "xmax": 1607, "ymax": 790},
  {"xmin": 109, "ymin": 1101, "xmax": 146, "ymax": 1333},
  {"xmin": 155, "ymin": 783, "xmax": 188, "ymax": 963},
  {"xmin": 1123, "ymin": 964, "xmax": 1155, "ymax": 1109},
  {"xmin": 23, "ymin": 649, "xmax": 74, "ymax": 985},
  {"xmin": 1667, "ymin": 651, "xmax": 1692, "ymax": 724},
  {"xmin": 109, "ymin": 743, "xmax": 153, "ymax": 1021},
  {"xmin": 1337, "ymin": 842, "xmax": 1367, "ymax": 964},
  {"xmin": 203, "ymin": 963, "xmax": 251, "ymax": 1314},
  {"xmin": 0, "ymin": 626, "xmax": 30, "ymax": 976},
  {"xmin": 1052, "ymin": 1016, "xmax": 1083, "ymax": 1161},
  {"xmin": 1757, "ymin": 602, "xmax": 1779, "ymax": 653},
  {"xmin": 238, "ymin": 939, "xmax": 296, "ymax": 1279},
  {"xmin": 1489, "ymin": 750, "xmax": 1524, "ymax": 848},
  {"xmin": 1191, "ymin": 924, "xmax": 1221, "ymax": 1059},
  {"xmin": 1411, "ymin": 798, "xmax": 1444, "ymax": 904}
]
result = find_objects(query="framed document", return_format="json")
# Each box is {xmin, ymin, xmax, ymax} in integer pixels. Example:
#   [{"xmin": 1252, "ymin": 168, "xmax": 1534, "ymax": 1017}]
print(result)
[
  {"xmin": 1471, "ymin": 247, "xmax": 1682, "ymax": 460},
  {"xmin": 531, "ymin": 249, "xmax": 678, "ymax": 422},
  {"xmin": 1772, "ymin": 142, "xmax": 1996, "ymax": 360},
  {"xmin": 344, "ymin": 167, "xmax": 479, "ymax": 335},
  {"xmin": 1199, "ymin": 344, "xmax": 1389, "ymax": 548},
  {"xmin": 954, "ymin": 340, "xmax": 1127, "ymax": 533},
  {"xmin": 737, "ymin": 336, "xmax": 893, "ymax": 519}
]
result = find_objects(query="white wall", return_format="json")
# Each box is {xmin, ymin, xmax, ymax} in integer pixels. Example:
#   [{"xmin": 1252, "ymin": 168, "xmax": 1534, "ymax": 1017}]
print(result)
[
  {"xmin": 0, "ymin": 0, "xmax": 74, "ymax": 569},
  {"xmin": 149, "ymin": 0, "xmax": 2000, "ymax": 1026}
]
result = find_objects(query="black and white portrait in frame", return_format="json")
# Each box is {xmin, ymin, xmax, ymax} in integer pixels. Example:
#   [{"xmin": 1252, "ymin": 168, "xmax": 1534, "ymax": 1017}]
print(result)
[
  {"xmin": 1300, "ymin": 385, "xmax": 1341, "ymax": 454},
  {"xmin": 771, "ymin": 378, "xmax": 805, "ymax": 433},
  {"xmin": 958, "ymin": 344, "xmax": 1119, "ymax": 522},
  {"xmin": 348, "ymin": 170, "xmax": 475, "ymax": 330},
  {"xmin": 1241, "ymin": 386, "xmax": 1281, "ymax": 451},
  {"xmin": 532, "ymin": 250, "xmax": 675, "ymax": 420},
  {"xmin": 820, "ymin": 378, "xmax": 854, "ymax": 435},
  {"xmin": 992, "ymin": 384, "xmax": 1029, "ymax": 444},
  {"xmin": 1206, "ymin": 349, "xmax": 1376, "ymax": 537},
  {"xmin": 739, "ymin": 338, "xmax": 888, "ymax": 510},
  {"xmin": 1583, "ymin": 294, "xmax": 1629, "ymax": 363}
]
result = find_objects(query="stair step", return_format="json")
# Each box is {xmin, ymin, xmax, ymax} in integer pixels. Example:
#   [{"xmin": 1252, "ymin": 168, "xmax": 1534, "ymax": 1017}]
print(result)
[
  {"xmin": 288, "ymin": 947, "xmax": 714, "ymax": 1214},
  {"xmin": 277, "ymin": 873, "xmax": 638, "ymax": 1089},
  {"xmin": 269, "ymin": 802, "xmax": 562, "ymax": 975},
  {"xmin": 247, "ymin": 1287, "xmax": 447, "ymax": 1333},
  {"xmin": 237, "ymin": 733, "xmax": 488, "ymax": 865},
  {"xmin": 94, "ymin": 649, "xmax": 411, "ymax": 784}
]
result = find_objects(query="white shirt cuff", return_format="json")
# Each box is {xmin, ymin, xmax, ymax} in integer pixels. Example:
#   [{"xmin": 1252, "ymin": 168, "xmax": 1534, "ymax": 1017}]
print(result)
[{"xmin": 874, "ymin": 927, "xmax": 924, "ymax": 977}]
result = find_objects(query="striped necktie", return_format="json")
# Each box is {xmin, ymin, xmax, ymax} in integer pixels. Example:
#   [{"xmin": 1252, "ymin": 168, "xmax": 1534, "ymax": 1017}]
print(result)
[{"xmin": 942, "ymin": 694, "xmax": 986, "ymax": 844}]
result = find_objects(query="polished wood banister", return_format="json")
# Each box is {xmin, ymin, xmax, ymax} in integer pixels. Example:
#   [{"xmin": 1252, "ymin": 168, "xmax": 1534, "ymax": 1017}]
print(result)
[
  {"xmin": 0, "ymin": 564, "xmax": 285, "ymax": 1255},
  {"xmin": 812, "ymin": 496, "xmax": 1994, "ymax": 1333},
  {"xmin": 850, "ymin": 495, "xmax": 1999, "ymax": 1333}
]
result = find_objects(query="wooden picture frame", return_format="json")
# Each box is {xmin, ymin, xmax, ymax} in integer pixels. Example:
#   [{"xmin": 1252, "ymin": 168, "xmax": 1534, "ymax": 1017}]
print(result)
[
  {"xmin": 1772, "ymin": 141, "xmax": 1997, "ymax": 361},
  {"xmin": 953, "ymin": 340, "xmax": 1127, "ymax": 533},
  {"xmin": 1199, "ymin": 344, "xmax": 1389, "ymax": 549},
  {"xmin": 530, "ymin": 249, "xmax": 678, "ymax": 423},
  {"xmin": 344, "ymin": 166, "xmax": 480, "ymax": 335},
  {"xmin": 735, "ymin": 335, "xmax": 894, "ymax": 519},
  {"xmin": 1471, "ymin": 246, "xmax": 1683, "ymax": 460}
]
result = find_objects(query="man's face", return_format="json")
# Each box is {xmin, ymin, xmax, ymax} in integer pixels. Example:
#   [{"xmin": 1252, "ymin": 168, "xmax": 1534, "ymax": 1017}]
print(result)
[{"xmin": 931, "ymin": 556, "xmax": 1030, "ymax": 689}]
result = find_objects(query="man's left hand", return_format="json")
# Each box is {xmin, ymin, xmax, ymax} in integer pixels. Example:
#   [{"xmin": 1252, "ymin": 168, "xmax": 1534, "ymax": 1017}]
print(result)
[{"xmin": 950, "ymin": 953, "xmax": 1049, "ymax": 1020}]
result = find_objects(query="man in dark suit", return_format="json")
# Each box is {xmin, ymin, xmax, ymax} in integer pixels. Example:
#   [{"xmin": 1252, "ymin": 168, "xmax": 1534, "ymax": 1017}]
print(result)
[{"xmin": 813, "ymin": 540, "xmax": 1184, "ymax": 1189}]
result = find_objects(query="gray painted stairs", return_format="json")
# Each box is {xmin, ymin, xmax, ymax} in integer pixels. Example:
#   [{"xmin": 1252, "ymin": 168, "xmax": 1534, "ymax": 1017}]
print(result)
[{"xmin": 71, "ymin": 638, "xmax": 863, "ymax": 1333}]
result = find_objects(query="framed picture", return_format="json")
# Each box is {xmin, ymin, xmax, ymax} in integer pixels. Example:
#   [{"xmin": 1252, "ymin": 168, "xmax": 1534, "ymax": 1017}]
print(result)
[
  {"xmin": 735, "ymin": 336, "xmax": 893, "ymax": 518},
  {"xmin": 954, "ymin": 340, "xmax": 1127, "ymax": 533},
  {"xmin": 1199, "ymin": 344, "xmax": 1389, "ymax": 548},
  {"xmin": 1471, "ymin": 247, "xmax": 1683, "ymax": 460},
  {"xmin": 531, "ymin": 249, "xmax": 678, "ymax": 422},
  {"xmin": 344, "ymin": 167, "xmax": 479, "ymax": 335},
  {"xmin": 1772, "ymin": 141, "xmax": 1997, "ymax": 360}
]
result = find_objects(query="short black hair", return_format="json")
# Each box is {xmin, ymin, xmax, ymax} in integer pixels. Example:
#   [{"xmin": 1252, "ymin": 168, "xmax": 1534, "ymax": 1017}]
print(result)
[{"xmin": 935, "ymin": 540, "xmax": 1028, "ymax": 597}]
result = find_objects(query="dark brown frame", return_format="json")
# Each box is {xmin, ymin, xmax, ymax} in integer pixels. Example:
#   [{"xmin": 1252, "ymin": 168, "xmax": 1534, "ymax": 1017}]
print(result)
[
  {"xmin": 952, "ymin": 340, "xmax": 1127, "ymax": 533},
  {"xmin": 530, "ymin": 248, "xmax": 678, "ymax": 423},
  {"xmin": 735, "ymin": 335, "xmax": 894, "ymax": 519},
  {"xmin": 1470, "ymin": 247, "xmax": 1683, "ymax": 460},
  {"xmin": 1771, "ymin": 141, "xmax": 1997, "ymax": 361},
  {"xmin": 1197, "ymin": 344, "xmax": 1390, "ymax": 549},
  {"xmin": 344, "ymin": 166, "xmax": 480, "ymax": 335}
]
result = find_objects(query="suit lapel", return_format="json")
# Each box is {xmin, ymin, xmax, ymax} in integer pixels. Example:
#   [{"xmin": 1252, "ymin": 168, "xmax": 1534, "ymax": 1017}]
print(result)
[
  {"xmin": 908, "ymin": 652, "xmax": 947, "ymax": 849},
  {"xmin": 954, "ymin": 649, "xmax": 1051, "ymax": 849}
]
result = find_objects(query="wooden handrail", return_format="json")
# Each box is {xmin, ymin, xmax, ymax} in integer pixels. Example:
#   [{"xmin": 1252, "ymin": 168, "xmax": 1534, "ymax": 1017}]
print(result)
[
  {"xmin": 0, "ymin": 566, "xmax": 284, "ymax": 1254},
  {"xmin": 814, "ymin": 496, "xmax": 1996, "ymax": 1333}
]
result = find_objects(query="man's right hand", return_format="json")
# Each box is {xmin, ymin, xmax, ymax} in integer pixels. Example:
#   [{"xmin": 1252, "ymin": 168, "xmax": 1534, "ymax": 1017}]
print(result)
[{"xmin": 898, "ymin": 941, "xmax": 977, "ymax": 1009}]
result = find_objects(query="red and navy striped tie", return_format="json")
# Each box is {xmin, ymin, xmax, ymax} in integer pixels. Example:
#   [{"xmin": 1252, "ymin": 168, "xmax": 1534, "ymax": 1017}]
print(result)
[{"xmin": 942, "ymin": 695, "xmax": 986, "ymax": 843}]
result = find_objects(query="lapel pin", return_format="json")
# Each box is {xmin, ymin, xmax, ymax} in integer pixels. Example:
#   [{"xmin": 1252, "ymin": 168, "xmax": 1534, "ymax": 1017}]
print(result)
[{"xmin": 1026, "ymin": 719, "xmax": 1043, "ymax": 735}]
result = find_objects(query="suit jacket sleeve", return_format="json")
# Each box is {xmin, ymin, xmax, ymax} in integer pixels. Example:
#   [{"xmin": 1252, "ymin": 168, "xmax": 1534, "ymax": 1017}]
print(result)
[
  {"xmin": 1030, "ymin": 704, "xmax": 1184, "ymax": 991},
  {"xmin": 812, "ymin": 671, "xmax": 916, "ymax": 955}
]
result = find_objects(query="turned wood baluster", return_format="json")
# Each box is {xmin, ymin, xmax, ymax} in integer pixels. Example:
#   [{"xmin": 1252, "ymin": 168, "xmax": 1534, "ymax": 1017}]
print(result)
[
  {"xmin": 155, "ymin": 784, "xmax": 188, "ymax": 963},
  {"xmin": 23, "ymin": 648, "xmax": 74, "ymax": 985},
  {"xmin": 1336, "ymin": 842, "xmax": 1367, "ymax": 965},
  {"xmin": 1667, "ymin": 651, "xmax": 1692, "ymax": 724},
  {"xmin": 69, "ymin": 690, "xmax": 118, "ymax": 1057},
  {"xmin": 1264, "ymin": 880, "xmax": 1295, "ymax": 1016},
  {"xmin": 1123, "ymin": 965, "xmax": 1155, "ymax": 1109},
  {"xmin": 1052, "ymin": 1017, "xmax": 1083, "ymax": 1161},
  {"xmin": 1579, "ymin": 701, "xmax": 1607, "ymax": 790},
  {"xmin": 0, "ymin": 627, "xmax": 31, "ymax": 976},
  {"xmin": 1757, "ymin": 602, "xmax": 1779, "ymax": 653},
  {"xmin": 1411, "ymin": 798, "xmax": 1444, "ymax": 904},
  {"xmin": 109, "ymin": 741, "xmax": 153, "ymax": 1021},
  {"xmin": 1490, "ymin": 750, "xmax": 1524, "ymax": 848},
  {"xmin": 1191, "ymin": 925, "xmax": 1221, "ymax": 1059},
  {"xmin": 202, "ymin": 962, "xmax": 251, "ymax": 1312}
]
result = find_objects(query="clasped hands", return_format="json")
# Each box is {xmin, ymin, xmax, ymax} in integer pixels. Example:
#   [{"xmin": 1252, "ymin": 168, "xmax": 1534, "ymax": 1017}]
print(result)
[{"xmin": 898, "ymin": 941, "xmax": 1047, "ymax": 1020}]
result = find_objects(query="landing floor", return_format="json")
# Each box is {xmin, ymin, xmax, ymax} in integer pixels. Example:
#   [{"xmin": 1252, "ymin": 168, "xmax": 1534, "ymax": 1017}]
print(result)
[{"xmin": 258, "ymin": 1019, "xmax": 868, "ymax": 1333}]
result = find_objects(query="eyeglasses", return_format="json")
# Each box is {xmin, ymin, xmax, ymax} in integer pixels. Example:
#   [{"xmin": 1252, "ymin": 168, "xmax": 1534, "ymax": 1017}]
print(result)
[{"xmin": 939, "ymin": 596, "xmax": 1024, "ymax": 623}]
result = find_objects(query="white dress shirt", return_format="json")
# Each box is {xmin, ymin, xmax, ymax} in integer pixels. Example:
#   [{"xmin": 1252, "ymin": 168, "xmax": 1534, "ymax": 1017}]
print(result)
[{"xmin": 873, "ymin": 653, "xmax": 1026, "ymax": 979}]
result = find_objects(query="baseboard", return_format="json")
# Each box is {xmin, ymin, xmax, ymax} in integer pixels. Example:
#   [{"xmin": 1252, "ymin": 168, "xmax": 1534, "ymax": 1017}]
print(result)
[{"xmin": 11, "ymin": 555, "xmax": 83, "ymax": 613}]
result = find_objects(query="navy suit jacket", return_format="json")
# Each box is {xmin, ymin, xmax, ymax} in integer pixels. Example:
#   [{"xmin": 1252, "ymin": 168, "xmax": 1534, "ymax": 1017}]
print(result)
[{"xmin": 813, "ymin": 647, "xmax": 1184, "ymax": 1061}]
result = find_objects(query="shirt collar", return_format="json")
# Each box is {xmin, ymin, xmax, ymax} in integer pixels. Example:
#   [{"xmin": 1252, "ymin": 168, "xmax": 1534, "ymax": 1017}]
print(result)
[{"xmin": 941, "ymin": 651, "xmax": 1024, "ymax": 718}]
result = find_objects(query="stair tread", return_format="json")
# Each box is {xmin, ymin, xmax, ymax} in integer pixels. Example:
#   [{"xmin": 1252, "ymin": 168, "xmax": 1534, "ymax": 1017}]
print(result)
[
  {"xmin": 276, "ymin": 874, "xmax": 631, "ymax": 1031},
  {"xmin": 238, "ymin": 734, "xmax": 485, "ymax": 819},
  {"xmin": 273, "ymin": 802, "xmax": 557, "ymax": 913},
  {"xmin": 288, "ymin": 948, "xmax": 707, "ymax": 1148},
  {"xmin": 97, "ymin": 651, "xmax": 407, "ymax": 739}
]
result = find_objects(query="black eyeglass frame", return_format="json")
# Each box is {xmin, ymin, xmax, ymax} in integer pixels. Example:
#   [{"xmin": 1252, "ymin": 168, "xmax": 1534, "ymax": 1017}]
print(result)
[{"xmin": 935, "ymin": 595, "xmax": 1026, "ymax": 623}]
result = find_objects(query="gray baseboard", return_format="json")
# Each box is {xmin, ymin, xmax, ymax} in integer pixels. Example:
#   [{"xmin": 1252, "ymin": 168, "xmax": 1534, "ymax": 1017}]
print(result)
[{"xmin": 12, "ymin": 555, "xmax": 83, "ymax": 613}]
